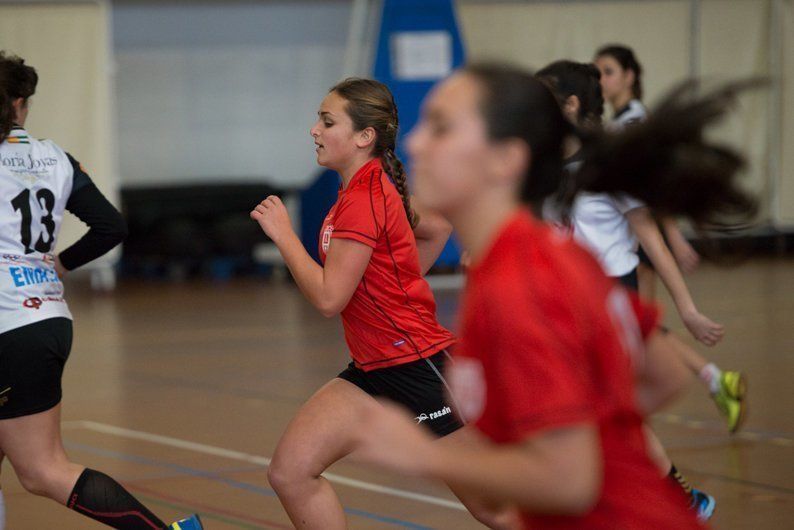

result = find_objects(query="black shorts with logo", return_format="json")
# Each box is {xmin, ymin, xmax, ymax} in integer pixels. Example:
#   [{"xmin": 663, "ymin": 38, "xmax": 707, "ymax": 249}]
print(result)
[
  {"xmin": 0, "ymin": 317, "xmax": 72, "ymax": 420},
  {"xmin": 337, "ymin": 350, "xmax": 464, "ymax": 437}
]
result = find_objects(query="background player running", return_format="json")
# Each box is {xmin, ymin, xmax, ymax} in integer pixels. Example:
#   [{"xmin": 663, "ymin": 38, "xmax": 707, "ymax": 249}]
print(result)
[{"xmin": 0, "ymin": 51, "xmax": 201, "ymax": 530}]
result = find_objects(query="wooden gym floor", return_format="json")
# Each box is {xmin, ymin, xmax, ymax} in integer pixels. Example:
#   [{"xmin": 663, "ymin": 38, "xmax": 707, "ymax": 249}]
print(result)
[{"xmin": 2, "ymin": 257, "xmax": 793, "ymax": 529}]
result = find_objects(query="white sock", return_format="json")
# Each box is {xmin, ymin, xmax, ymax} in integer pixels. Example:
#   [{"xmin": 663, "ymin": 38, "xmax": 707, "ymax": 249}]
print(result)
[
  {"xmin": 699, "ymin": 363, "xmax": 722, "ymax": 394},
  {"xmin": 0, "ymin": 488, "xmax": 6, "ymax": 530}
]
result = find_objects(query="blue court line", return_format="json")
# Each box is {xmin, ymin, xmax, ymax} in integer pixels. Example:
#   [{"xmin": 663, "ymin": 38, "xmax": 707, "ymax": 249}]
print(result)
[{"xmin": 64, "ymin": 440, "xmax": 435, "ymax": 530}]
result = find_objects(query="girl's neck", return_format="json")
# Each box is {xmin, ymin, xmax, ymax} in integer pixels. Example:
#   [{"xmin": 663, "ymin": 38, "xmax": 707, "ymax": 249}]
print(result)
[
  {"xmin": 339, "ymin": 153, "xmax": 378, "ymax": 188},
  {"xmin": 450, "ymin": 193, "xmax": 521, "ymax": 265},
  {"xmin": 611, "ymin": 92, "xmax": 634, "ymax": 114}
]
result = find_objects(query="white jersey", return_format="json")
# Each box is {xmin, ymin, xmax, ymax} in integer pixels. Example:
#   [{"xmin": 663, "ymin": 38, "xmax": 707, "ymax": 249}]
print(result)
[
  {"xmin": 0, "ymin": 126, "xmax": 74, "ymax": 334},
  {"xmin": 607, "ymin": 99, "xmax": 647, "ymax": 132}
]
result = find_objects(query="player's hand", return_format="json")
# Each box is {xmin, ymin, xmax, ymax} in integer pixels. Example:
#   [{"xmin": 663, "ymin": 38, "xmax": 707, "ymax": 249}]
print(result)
[
  {"xmin": 682, "ymin": 309, "xmax": 724, "ymax": 347},
  {"xmin": 669, "ymin": 237, "xmax": 700, "ymax": 274},
  {"xmin": 250, "ymin": 196, "xmax": 294, "ymax": 245},
  {"xmin": 353, "ymin": 400, "xmax": 437, "ymax": 476}
]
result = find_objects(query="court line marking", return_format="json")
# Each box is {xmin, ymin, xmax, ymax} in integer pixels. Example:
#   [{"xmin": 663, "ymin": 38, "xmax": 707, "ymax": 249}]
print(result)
[
  {"xmin": 65, "ymin": 440, "xmax": 434, "ymax": 530},
  {"xmin": 63, "ymin": 420, "xmax": 467, "ymax": 512}
]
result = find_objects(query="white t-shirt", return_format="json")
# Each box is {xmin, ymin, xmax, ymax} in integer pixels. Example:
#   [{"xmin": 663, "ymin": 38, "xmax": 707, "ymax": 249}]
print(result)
[
  {"xmin": 0, "ymin": 126, "xmax": 74, "ymax": 334},
  {"xmin": 570, "ymin": 192, "xmax": 645, "ymax": 277},
  {"xmin": 542, "ymin": 156, "xmax": 645, "ymax": 278}
]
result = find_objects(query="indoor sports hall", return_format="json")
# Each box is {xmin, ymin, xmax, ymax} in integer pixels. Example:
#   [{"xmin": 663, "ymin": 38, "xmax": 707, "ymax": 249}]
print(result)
[{"xmin": 0, "ymin": 1, "xmax": 792, "ymax": 529}]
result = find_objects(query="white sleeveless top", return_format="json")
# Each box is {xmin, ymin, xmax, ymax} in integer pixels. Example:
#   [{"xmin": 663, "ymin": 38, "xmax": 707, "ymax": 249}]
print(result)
[{"xmin": 0, "ymin": 126, "xmax": 74, "ymax": 334}]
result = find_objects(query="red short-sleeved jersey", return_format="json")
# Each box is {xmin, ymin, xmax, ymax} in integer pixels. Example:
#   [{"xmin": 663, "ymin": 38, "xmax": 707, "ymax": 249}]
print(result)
[
  {"xmin": 448, "ymin": 210, "xmax": 701, "ymax": 530},
  {"xmin": 319, "ymin": 158, "xmax": 456, "ymax": 371}
]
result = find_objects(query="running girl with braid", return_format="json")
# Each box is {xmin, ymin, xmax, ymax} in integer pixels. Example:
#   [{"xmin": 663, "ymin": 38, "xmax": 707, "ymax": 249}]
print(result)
[{"xmin": 249, "ymin": 78, "xmax": 497, "ymax": 529}]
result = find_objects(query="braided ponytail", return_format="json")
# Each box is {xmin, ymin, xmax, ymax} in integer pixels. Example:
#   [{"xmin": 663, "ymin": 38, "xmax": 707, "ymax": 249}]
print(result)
[
  {"xmin": 383, "ymin": 148, "xmax": 418, "ymax": 228},
  {"xmin": 330, "ymin": 77, "xmax": 419, "ymax": 230}
]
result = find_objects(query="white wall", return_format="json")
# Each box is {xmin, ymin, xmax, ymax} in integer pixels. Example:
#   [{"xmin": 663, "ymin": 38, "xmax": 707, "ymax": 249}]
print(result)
[
  {"xmin": 113, "ymin": 0, "xmax": 352, "ymax": 188},
  {"xmin": 457, "ymin": 0, "xmax": 691, "ymax": 105}
]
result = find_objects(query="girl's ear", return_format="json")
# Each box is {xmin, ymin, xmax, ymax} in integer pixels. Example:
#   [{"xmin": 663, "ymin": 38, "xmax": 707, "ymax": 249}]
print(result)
[
  {"xmin": 625, "ymin": 69, "xmax": 636, "ymax": 91},
  {"xmin": 563, "ymin": 95, "xmax": 581, "ymax": 123},
  {"xmin": 355, "ymin": 127, "xmax": 377, "ymax": 149}
]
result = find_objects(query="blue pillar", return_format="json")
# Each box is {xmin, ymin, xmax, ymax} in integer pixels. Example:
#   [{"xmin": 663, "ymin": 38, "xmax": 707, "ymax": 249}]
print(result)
[
  {"xmin": 373, "ymin": 0, "xmax": 466, "ymax": 267},
  {"xmin": 302, "ymin": 0, "xmax": 466, "ymax": 267}
]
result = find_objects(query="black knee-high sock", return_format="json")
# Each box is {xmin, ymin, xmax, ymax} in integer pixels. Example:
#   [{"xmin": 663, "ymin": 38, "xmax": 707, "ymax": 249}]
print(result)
[{"xmin": 68, "ymin": 469, "xmax": 166, "ymax": 529}]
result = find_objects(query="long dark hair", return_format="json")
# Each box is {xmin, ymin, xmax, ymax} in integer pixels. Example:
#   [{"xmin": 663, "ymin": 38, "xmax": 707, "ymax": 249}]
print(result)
[
  {"xmin": 463, "ymin": 63, "xmax": 758, "ymax": 228},
  {"xmin": 595, "ymin": 44, "xmax": 643, "ymax": 101},
  {"xmin": 330, "ymin": 78, "xmax": 418, "ymax": 229},
  {"xmin": 537, "ymin": 60, "xmax": 604, "ymax": 128}
]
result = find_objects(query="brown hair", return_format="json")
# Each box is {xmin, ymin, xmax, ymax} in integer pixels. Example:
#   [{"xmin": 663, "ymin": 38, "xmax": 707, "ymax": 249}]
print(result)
[
  {"xmin": 330, "ymin": 78, "xmax": 418, "ymax": 229},
  {"xmin": 0, "ymin": 91, "xmax": 12, "ymax": 144},
  {"xmin": 0, "ymin": 51, "xmax": 37, "ymax": 101},
  {"xmin": 536, "ymin": 60, "xmax": 604, "ymax": 129},
  {"xmin": 0, "ymin": 51, "xmax": 37, "ymax": 143}
]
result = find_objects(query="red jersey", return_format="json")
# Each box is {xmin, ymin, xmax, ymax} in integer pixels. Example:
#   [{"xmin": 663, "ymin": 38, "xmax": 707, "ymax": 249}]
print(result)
[
  {"xmin": 448, "ymin": 210, "xmax": 701, "ymax": 530},
  {"xmin": 318, "ymin": 159, "xmax": 456, "ymax": 371}
]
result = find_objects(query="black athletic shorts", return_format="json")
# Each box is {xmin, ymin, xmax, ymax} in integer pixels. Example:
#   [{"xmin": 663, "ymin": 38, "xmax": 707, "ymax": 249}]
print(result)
[
  {"xmin": 617, "ymin": 268, "xmax": 639, "ymax": 292},
  {"xmin": 337, "ymin": 350, "xmax": 464, "ymax": 437},
  {"xmin": 0, "ymin": 317, "xmax": 73, "ymax": 420}
]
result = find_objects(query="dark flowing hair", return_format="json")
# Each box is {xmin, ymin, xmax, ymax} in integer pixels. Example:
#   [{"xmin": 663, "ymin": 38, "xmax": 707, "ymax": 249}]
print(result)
[
  {"xmin": 537, "ymin": 60, "xmax": 604, "ymax": 128},
  {"xmin": 330, "ymin": 78, "xmax": 418, "ymax": 229},
  {"xmin": 595, "ymin": 44, "xmax": 644, "ymax": 101},
  {"xmin": 464, "ymin": 62, "xmax": 758, "ymax": 228}
]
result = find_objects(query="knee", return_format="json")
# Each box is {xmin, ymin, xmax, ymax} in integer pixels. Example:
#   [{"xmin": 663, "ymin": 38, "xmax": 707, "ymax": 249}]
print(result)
[
  {"xmin": 17, "ymin": 464, "xmax": 55, "ymax": 497},
  {"xmin": 267, "ymin": 453, "xmax": 315, "ymax": 494},
  {"xmin": 267, "ymin": 456, "xmax": 295, "ymax": 493}
]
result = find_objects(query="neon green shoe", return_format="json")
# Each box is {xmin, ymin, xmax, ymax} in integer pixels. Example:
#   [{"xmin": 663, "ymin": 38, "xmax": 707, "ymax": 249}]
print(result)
[{"xmin": 712, "ymin": 371, "xmax": 747, "ymax": 434}]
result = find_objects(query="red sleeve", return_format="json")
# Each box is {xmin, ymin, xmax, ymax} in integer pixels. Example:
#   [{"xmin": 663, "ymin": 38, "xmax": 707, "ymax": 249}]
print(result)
[
  {"xmin": 628, "ymin": 292, "xmax": 661, "ymax": 341},
  {"xmin": 478, "ymin": 292, "xmax": 596, "ymax": 443},
  {"xmin": 331, "ymin": 183, "xmax": 384, "ymax": 249}
]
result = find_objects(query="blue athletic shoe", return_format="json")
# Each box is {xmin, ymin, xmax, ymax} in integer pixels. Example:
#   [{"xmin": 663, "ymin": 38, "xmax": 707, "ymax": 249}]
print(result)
[
  {"xmin": 690, "ymin": 489, "xmax": 716, "ymax": 522},
  {"xmin": 168, "ymin": 514, "xmax": 204, "ymax": 530}
]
